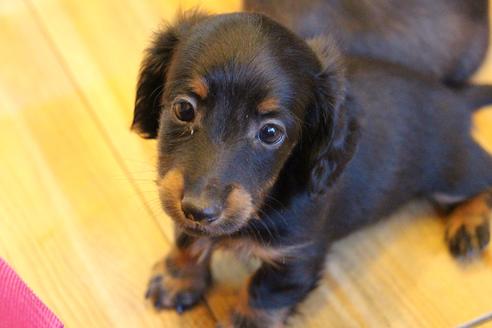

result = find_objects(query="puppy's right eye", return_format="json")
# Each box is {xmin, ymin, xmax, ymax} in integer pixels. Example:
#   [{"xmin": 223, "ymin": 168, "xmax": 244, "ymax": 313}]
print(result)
[
  {"xmin": 173, "ymin": 97, "xmax": 196, "ymax": 122},
  {"xmin": 258, "ymin": 123, "xmax": 285, "ymax": 145}
]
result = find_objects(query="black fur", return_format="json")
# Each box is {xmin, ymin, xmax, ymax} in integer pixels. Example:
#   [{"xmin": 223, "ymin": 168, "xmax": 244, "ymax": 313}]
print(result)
[
  {"xmin": 134, "ymin": 11, "xmax": 492, "ymax": 327},
  {"xmin": 244, "ymin": 0, "xmax": 489, "ymax": 85},
  {"xmin": 132, "ymin": 12, "xmax": 209, "ymax": 138}
]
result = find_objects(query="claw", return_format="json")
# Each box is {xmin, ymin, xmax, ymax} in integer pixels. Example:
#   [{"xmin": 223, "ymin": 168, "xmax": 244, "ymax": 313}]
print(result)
[
  {"xmin": 153, "ymin": 297, "xmax": 164, "ymax": 310},
  {"xmin": 176, "ymin": 304, "xmax": 185, "ymax": 314},
  {"xmin": 150, "ymin": 275, "xmax": 163, "ymax": 284}
]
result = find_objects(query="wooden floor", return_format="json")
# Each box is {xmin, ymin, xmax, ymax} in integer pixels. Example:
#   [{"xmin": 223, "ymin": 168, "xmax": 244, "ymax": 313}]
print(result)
[{"xmin": 1, "ymin": 1, "xmax": 492, "ymax": 327}]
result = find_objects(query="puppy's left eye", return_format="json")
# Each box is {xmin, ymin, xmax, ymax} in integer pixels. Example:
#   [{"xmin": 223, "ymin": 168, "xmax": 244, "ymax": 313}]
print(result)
[
  {"xmin": 258, "ymin": 123, "xmax": 285, "ymax": 145},
  {"xmin": 173, "ymin": 97, "xmax": 196, "ymax": 122}
]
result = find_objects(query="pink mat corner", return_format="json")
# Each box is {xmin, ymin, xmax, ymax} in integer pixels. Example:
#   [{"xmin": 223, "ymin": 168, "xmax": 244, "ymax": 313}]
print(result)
[{"xmin": 0, "ymin": 258, "xmax": 63, "ymax": 328}]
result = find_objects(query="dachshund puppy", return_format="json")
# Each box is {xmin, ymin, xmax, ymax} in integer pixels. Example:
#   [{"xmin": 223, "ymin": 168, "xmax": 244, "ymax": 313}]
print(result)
[
  {"xmin": 244, "ymin": 0, "xmax": 489, "ymax": 85},
  {"xmin": 133, "ymin": 12, "xmax": 492, "ymax": 327}
]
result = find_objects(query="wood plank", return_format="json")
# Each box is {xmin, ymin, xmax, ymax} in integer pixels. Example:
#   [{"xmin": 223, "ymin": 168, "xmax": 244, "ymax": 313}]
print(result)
[
  {"xmin": 26, "ymin": 0, "xmax": 243, "ymax": 241},
  {"xmin": 0, "ymin": 2, "xmax": 214, "ymax": 327},
  {"xmin": 471, "ymin": 2, "xmax": 492, "ymax": 156}
]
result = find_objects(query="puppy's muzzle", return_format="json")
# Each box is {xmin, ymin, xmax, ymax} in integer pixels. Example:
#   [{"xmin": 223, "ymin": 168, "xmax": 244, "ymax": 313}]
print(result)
[{"xmin": 158, "ymin": 169, "xmax": 255, "ymax": 236}]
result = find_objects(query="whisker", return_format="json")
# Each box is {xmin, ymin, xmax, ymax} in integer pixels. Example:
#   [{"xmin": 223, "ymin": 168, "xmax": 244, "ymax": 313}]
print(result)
[
  {"xmin": 260, "ymin": 198, "xmax": 289, "ymax": 229},
  {"xmin": 254, "ymin": 208, "xmax": 276, "ymax": 244}
]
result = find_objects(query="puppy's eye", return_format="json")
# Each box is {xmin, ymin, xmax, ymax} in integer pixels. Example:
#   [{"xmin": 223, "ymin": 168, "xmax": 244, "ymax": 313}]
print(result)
[
  {"xmin": 173, "ymin": 97, "xmax": 196, "ymax": 122},
  {"xmin": 258, "ymin": 123, "xmax": 285, "ymax": 145}
]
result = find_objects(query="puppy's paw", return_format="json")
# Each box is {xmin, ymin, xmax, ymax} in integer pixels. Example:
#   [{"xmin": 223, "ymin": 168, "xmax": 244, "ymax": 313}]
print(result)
[
  {"xmin": 145, "ymin": 258, "xmax": 211, "ymax": 313},
  {"xmin": 217, "ymin": 310, "xmax": 288, "ymax": 328},
  {"xmin": 445, "ymin": 194, "xmax": 491, "ymax": 258},
  {"xmin": 217, "ymin": 286, "xmax": 289, "ymax": 328},
  {"xmin": 217, "ymin": 312, "xmax": 268, "ymax": 328}
]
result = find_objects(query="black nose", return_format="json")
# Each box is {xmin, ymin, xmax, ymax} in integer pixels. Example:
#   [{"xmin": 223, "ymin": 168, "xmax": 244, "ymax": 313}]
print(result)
[{"xmin": 181, "ymin": 197, "xmax": 220, "ymax": 223}]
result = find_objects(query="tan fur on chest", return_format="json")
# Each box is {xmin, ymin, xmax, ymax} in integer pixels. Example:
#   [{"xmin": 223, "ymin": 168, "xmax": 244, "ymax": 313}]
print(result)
[{"xmin": 217, "ymin": 238, "xmax": 305, "ymax": 266}]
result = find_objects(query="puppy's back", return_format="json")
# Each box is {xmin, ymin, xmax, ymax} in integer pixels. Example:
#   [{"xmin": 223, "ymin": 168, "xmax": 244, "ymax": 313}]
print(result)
[
  {"xmin": 244, "ymin": 0, "xmax": 489, "ymax": 84},
  {"xmin": 325, "ymin": 57, "xmax": 492, "ymax": 239}
]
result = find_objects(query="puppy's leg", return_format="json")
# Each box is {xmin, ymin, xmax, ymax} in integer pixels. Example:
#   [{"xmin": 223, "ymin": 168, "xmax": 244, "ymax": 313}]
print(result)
[
  {"xmin": 145, "ymin": 231, "xmax": 213, "ymax": 312},
  {"xmin": 224, "ymin": 249, "xmax": 325, "ymax": 328},
  {"xmin": 435, "ymin": 140, "xmax": 492, "ymax": 257},
  {"xmin": 445, "ymin": 191, "xmax": 491, "ymax": 257}
]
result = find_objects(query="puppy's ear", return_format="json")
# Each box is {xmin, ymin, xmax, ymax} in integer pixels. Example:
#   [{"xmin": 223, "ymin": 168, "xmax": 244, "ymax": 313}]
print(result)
[
  {"xmin": 131, "ymin": 11, "xmax": 208, "ymax": 138},
  {"xmin": 305, "ymin": 37, "xmax": 359, "ymax": 195}
]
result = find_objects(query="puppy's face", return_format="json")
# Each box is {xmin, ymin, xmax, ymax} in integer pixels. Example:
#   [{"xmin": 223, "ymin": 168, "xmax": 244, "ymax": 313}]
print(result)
[{"xmin": 132, "ymin": 12, "xmax": 357, "ymax": 237}]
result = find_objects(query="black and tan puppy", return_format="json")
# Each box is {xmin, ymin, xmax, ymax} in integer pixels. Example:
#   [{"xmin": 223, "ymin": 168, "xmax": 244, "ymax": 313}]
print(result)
[
  {"xmin": 133, "ymin": 12, "xmax": 492, "ymax": 327},
  {"xmin": 245, "ymin": 0, "xmax": 489, "ymax": 85}
]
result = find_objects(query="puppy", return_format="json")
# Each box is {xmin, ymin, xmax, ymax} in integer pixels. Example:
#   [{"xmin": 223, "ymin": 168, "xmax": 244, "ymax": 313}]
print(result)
[
  {"xmin": 244, "ymin": 0, "xmax": 490, "ymax": 85},
  {"xmin": 133, "ymin": 12, "xmax": 492, "ymax": 327}
]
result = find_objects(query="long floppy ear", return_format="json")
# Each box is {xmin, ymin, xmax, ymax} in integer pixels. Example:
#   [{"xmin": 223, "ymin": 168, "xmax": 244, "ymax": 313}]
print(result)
[
  {"xmin": 131, "ymin": 11, "xmax": 208, "ymax": 138},
  {"xmin": 305, "ymin": 37, "xmax": 359, "ymax": 195}
]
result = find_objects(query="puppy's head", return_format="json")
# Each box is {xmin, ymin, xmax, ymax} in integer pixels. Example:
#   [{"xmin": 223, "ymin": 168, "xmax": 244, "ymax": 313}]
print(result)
[{"xmin": 132, "ymin": 11, "xmax": 358, "ymax": 237}]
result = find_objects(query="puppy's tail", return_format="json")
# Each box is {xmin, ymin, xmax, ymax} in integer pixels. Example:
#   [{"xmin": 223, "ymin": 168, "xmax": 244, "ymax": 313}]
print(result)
[{"xmin": 459, "ymin": 83, "xmax": 492, "ymax": 111}]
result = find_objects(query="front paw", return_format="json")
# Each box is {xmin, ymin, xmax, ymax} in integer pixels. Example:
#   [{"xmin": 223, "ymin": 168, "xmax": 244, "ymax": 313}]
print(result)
[
  {"xmin": 145, "ymin": 258, "xmax": 211, "ymax": 313},
  {"xmin": 446, "ymin": 216, "xmax": 490, "ymax": 257},
  {"xmin": 445, "ymin": 195, "xmax": 491, "ymax": 258},
  {"xmin": 217, "ymin": 312, "xmax": 264, "ymax": 328},
  {"xmin": 217, "ymin": 306, "xmax": 289, "ymax": 328}
]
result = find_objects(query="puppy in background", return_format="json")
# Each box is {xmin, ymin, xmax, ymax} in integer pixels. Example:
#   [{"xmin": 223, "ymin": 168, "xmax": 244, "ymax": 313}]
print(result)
[
  {"xmin": 244, "ymin": 0, "xmax": 489, "ymax": 85},
  {"xmin": 133, "ymin": 10, "xmax": 492, "ymax": 328}
]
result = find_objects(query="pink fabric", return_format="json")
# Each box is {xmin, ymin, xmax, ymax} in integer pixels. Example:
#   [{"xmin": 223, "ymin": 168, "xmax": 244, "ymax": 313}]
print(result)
[{"xmin": 0, "ymin": 258, "xmax": 63, "ymax": 328}]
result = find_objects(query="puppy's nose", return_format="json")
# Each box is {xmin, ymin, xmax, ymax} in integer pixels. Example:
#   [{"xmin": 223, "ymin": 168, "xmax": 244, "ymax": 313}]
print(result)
[{"xmin": 181, "ymin": 197, "xmax": 220, "ymax": 223}]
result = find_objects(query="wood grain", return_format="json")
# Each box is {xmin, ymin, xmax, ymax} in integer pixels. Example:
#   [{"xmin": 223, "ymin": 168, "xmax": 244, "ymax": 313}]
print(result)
[
  {"xmin": 0, "ymin": 1, "xmax": 214, "ymax": 327},
  {"xmin": 1, "ymin": 0, "xmax": 492, "ymax": 327}
]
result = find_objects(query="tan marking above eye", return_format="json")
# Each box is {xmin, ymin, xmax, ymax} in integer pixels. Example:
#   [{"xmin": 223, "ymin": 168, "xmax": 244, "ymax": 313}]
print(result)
[
  {"xmin": 190, "ymin": 77, "xmax": 209, "ymax": 99},
  {"xmin": 258, "ymin": 97, "xmax": 280, "ymax": 114}
]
